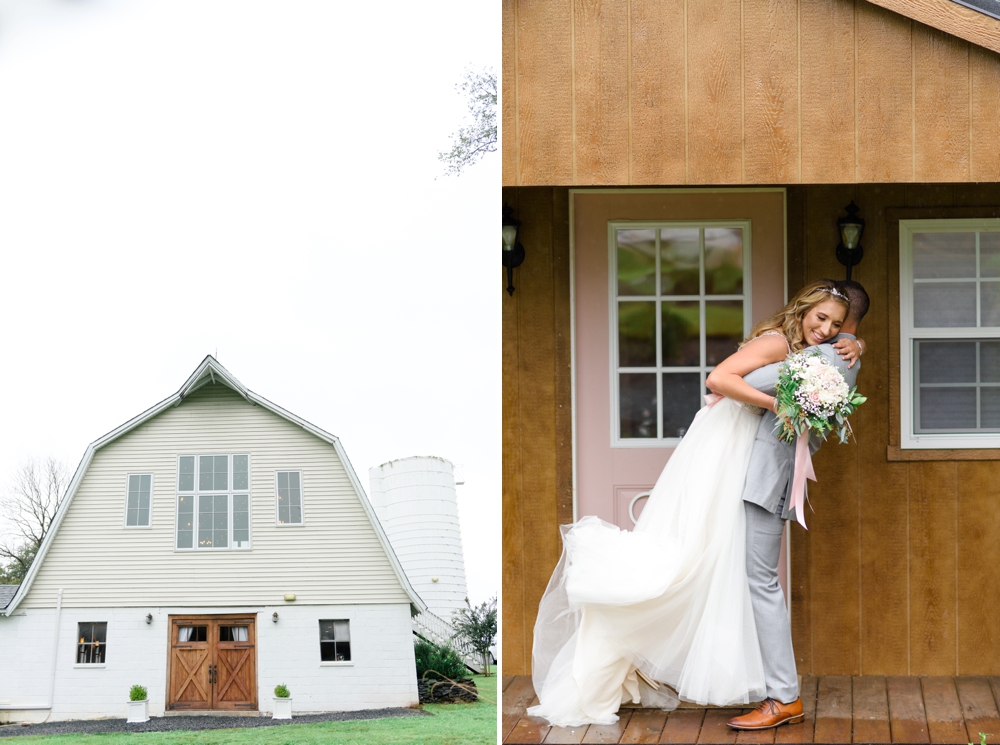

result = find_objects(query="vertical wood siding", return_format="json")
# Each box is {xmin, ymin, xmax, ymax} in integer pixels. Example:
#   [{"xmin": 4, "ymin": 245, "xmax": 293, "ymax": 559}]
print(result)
[
  {"xmin": 21, "ymin": 385, "xmax": 410, "ymax": 609},
  {"xmin": 501, "ymin": 187, "xmax": 572, "ymax": 676},
  {"xmin": 503, "ymin": 0, "xmax": 1000, "ymax": 186},
  {"xmin": 503, "ymin": 183, "xmax": 1000, "ymax": 677}
]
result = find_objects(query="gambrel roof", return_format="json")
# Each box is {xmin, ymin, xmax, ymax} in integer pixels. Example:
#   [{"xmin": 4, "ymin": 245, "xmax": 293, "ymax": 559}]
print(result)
[{"xmin": 3, "ymin": 356, "xmax": 427, "ymax": 616}]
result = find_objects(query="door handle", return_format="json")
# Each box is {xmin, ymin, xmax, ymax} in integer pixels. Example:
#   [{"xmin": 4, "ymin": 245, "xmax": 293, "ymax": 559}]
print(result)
[{"xmin": 208, "ymin": 664, "xmax": 216, "ymax": 685}]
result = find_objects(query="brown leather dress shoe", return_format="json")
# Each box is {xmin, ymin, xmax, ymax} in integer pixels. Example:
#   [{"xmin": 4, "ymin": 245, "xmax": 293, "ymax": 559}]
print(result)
[{"xmin": 727, "ymin": 697, "xmax": 804, "ymax": 730}]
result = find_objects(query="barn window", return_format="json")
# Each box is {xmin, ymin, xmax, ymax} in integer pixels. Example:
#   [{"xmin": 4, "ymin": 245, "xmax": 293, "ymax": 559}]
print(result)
[
  {"xmin": 124, "ymin": 474, "xmax": 153, "ymax": 527},
  {"xmin": 899, "ymin": 220, "xmax": 1000, "ymax": 449},
  {"xmin": 611, "ymin": 222, "xmax": 752, "ymax": 445},
  {"xmin": 175, "ymin": 454, "xmax": 251, "ymax": 550},
  {"xmin": 77, "ymin": 622, "xmax": 107, "ymax": 664},
  {"xmin": 319, "ymin": 620, "xmax": 351, "ymax": 662},
  {"xmin": 275, "ymin": 471, "xmax": 303, "ymax": 525}
]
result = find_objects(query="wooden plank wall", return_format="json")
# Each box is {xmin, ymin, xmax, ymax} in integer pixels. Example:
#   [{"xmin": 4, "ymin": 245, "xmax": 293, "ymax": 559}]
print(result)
[
  {"xmin": 502, "ymin": 187, "xmax": 573, "ymax": 676},
  {"xmin": 788, "ymin": 183, "xmax": 1000, "ymax": 676},
  {"xmin": 502, "ymin": 0, "xmax": 1000, "ymax": 186},
  {"xmin": 503, "ymin": 183, "xmax": 1000, "ymax": 678}
]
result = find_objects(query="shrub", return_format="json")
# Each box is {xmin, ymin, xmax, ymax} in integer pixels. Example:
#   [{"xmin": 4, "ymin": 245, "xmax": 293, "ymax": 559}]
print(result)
[
  {"xmin": 129, "ymin": 685, "xmax": 147, "ymax": 702},
  {"xmin": 274, "ymin": 684, "xmax": 290, "ymax": 698},
  {"xmin": 414, "ymin": 638, "xmax": 468, "ymax": 681}
]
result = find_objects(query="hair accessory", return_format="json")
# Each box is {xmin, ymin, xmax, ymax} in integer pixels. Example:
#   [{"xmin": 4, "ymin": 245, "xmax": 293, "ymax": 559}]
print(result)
[{"xmin": 818, "ymin": 286, "xmax": 848, "ymax": 301}]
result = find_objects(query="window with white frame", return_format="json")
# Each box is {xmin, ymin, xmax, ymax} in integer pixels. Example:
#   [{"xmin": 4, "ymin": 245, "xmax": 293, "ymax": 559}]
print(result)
[
  {"xmin": 124, "ymin": 474, "xmax": 152, "ymax": 527},
  {"xmin": 611, "ymin": 222, "xmax": 751, "ymax": 445},
  {"xmin": 275, "ymin": 471, "xmax": 303, "ymax": 525},
  {"xmin": 175, "ymin": 454, "xmax": 251, "ymax": 549},
  {"xmin": 77, "ymin": 622, "xmax": 107, "ymax": 664},
  {"xmin": 899, "ymin": 220, "xmax": 1000, "ymax": 449},
  {"xmin": 319, "ymin": 619, "xmax": 351, "ymax": 662}
]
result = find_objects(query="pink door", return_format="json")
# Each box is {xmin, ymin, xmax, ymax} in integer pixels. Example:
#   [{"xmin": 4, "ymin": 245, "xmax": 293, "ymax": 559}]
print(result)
[{"xmin": 572, "ymin": 190, "xmax": 789, "ymax": 582}]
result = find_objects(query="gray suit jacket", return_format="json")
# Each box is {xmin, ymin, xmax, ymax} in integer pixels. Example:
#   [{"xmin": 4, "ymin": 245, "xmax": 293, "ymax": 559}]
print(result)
[{"xmin": 740, "ymin": 334, "xmax": 860, "ymax": 521}]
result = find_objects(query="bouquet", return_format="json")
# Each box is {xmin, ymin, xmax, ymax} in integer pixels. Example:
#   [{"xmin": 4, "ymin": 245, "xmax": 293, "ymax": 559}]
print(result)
[{"xmin": 773, "ymin": 351, "xmax": 866, "ymax": 445}]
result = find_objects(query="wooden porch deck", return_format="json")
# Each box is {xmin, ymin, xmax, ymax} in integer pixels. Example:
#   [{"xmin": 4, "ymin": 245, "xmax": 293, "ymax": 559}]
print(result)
[{"xmin": 502, "ymin": 675, "xmax": 1000, "ymax": 744}]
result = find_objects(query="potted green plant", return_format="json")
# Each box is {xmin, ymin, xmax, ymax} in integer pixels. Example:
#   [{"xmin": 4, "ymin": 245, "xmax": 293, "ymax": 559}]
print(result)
[
  {"xmin": 127, "ymin": 685, "xmax": 149, "ymax": 723},
  {"xmin": 272, "ymin": 683, "xmax": 292, "ymax": 720}
]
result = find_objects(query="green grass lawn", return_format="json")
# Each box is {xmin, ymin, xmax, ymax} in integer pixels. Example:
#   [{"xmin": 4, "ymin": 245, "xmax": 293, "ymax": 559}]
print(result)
[{"xmin": 6, "ymin": 674, "xmax": 497, "ymax": 745}]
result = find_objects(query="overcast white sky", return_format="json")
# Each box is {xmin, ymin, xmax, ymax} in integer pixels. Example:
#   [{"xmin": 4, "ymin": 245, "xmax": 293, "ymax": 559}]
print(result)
[{"xmin": 0, "ymin": 0, "xmax": 499, "ymax": 604}]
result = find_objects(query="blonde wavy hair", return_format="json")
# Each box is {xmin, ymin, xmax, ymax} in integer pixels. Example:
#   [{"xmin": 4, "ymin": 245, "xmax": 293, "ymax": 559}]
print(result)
[{"xmin": 745, "ymin": 279, "xmax": 851, "ymax": 352}]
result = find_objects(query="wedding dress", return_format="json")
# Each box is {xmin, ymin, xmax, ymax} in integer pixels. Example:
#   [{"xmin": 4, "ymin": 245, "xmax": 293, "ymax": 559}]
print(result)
[{"xmin": 528, "ymin": 395, "xmax": 768, "ymax": 727}]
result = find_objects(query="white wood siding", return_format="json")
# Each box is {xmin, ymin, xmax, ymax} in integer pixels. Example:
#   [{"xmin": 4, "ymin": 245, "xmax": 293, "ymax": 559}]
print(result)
[{"xmin": 21, "ymin": 385, "xmax": 410, "ymax": 608}]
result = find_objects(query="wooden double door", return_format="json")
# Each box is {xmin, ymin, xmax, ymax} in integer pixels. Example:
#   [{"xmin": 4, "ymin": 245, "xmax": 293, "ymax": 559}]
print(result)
[{"xmin": 167, "ymin": 615, "xmax": 258, "ymax": 711}]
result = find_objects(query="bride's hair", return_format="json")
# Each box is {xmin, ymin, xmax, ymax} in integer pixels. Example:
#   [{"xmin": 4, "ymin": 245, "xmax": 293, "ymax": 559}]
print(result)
[{"xmin": 745, "ymin": 279, "xmax": 851, "ymax": 352}]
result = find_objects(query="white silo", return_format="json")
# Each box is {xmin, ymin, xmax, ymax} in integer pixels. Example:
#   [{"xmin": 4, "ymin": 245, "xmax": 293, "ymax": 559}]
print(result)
[{"xmin": 369, "ymin": 456, "xmax": 469, "ymax": 623}]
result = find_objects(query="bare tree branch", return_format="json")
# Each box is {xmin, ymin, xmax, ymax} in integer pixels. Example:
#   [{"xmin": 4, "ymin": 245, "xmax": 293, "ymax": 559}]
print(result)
[
  {"xmin": 0, "ymin": 457, "xmax": 70, "ymax": 584},
  {"xmin": 438, "ymin": 66, "xmax": 497, "ymax": 177}
]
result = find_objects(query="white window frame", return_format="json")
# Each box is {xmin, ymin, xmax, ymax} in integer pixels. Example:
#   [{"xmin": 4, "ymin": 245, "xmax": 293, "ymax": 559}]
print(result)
[
  {"xmin": 122, "ymin": 473, "xmax": 154, "ymax": 529},
  {"xmin": 318, "ymin": 618, "xmax": 353, "ymax": 666},
  {"xmin": 274, "ymin": 470, "xmax": 305, "ymax": 527},
  {"xmin": 609, "ymin": 220, "xmax": 753, "ymax": 447},
  {"xmin": 174, "ymin": 453, "xmax": 252, "ymax": 551},
  {"xmin": 899, "ymin": 218, "xmax": 1000, "ymax": 449}
]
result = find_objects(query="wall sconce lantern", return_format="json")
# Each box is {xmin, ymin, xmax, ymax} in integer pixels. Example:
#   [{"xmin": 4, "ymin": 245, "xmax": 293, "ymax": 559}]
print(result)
[
  {"xmin": 272, "ymin": 612, "xmax": 279, "ymax": 623},
  {"xmin": 145, "ymin": 613, "xmax": 153, "ymax": 625},
  {"xmin": 836, "ymin": 201, "xmax": 865, "ymax": 281},
  {"xmin": 502, "ymin": 203, "xmax": 525, "ymax": 296}
]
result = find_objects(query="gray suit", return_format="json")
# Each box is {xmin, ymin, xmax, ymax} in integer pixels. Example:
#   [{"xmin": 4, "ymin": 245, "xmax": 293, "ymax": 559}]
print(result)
[{"xmin": 740, "ymin": 334, "xmax": 860, "ymax": 703}]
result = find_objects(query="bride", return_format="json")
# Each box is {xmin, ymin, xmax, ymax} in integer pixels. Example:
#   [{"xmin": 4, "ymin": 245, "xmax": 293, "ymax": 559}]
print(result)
[{"xmin": 528, "ymin": 279, "xmax": 852, "ymax": 728}]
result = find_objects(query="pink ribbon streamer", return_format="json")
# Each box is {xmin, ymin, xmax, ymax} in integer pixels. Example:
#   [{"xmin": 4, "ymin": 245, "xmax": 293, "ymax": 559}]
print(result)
[{"xmin": 791, "ymin": 433, "xmax": 817, "ymax": 530}]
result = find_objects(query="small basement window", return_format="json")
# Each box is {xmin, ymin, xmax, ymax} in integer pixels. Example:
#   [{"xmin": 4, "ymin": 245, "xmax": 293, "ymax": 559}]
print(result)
[
  {"xmin": 319, "ymin": 620, "xmax": 351, "ymax": 662},
  {"xmin": 77, "ymin": 622, "xmax": 107, "ymax": 664}
]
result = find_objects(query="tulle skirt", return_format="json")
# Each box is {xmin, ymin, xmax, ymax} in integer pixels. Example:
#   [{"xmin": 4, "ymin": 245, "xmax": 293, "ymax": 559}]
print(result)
[{"xmin": 527, "ymin": 398, "xmax": 767, "ymax": 727}]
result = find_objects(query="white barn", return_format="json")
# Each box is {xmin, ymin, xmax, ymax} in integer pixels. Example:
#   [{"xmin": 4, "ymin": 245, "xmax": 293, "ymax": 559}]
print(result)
[{"xmin": 0, "ymin": 357, "xmax": 425, "ymax": 723}]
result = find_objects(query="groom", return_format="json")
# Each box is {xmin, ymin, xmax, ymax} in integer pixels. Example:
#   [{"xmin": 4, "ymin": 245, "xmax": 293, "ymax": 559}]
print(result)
[{"xmin": 727, "ymin": 280, "xmax": 870, "ymax": 730}]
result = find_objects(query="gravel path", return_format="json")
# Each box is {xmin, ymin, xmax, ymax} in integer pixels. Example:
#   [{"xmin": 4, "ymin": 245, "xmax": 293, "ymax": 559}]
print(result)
[{"xmin": 0, "ymin": 707, "xmax": 429, "ymax": 738}]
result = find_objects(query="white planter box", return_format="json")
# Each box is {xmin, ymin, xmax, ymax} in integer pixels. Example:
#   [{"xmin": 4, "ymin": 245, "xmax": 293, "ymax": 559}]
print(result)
[
  {"xmin": 126, "ymin": 699, "xmax": 149, "ymax": 723},
  {"xmin": 273, "ymin": 697, "xmax": 292, "ymax": 720}
]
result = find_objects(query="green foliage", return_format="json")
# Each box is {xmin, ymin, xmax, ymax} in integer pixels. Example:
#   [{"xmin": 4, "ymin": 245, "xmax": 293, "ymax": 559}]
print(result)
[
  {"xmin": 438, "ymin": 67, "xmax": 496, "ymax": 176},
  {"xmin": 273, "ymin": 684, "xmax": 290, "ymax": 698},
  {"xmin": 0, "ymin": 542, "xmax": 36, "ymax": 584},
  {"xmin": 414, "ymin": 638, "xmax": 468, "ymax": 681},
  {"xmin": 128, "ymin": 685, "xmax": 147, "ymax": 702},
  {"xmin": 452, "ymin": 597, "xmax": 497, "ymax": 677}
]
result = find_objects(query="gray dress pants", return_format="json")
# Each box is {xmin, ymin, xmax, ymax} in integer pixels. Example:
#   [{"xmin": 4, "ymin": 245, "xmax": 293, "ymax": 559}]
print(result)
[{"xmin": 744, "ymin": 500, "xmax": 799, "ymax": 704}]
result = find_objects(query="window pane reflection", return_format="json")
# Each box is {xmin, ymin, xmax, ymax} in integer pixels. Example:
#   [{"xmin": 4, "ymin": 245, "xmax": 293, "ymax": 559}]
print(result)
[
  {"xmin": 618, "ymin": 301, "xmax": 656, "ymax": 367},
  {"xmin": 661, "ymin": 301, "xmax": 699, "ymax": 366},
  {"xmin": 913, "ymin": 232, "xmax": 976, "ymax": 279},
  {"xmin": 704, "ymin": 228, "xmax": 743, "ymax": 294},
  {"xmin": 706, "ymin": 301, "xmax": 743, "ymax": 365},
  {"xmin": 913, "ymin": 283, "xmax": 976, "ymax": 327},
  {"xmin": 662, "ymin": 374, "xmax": 701, "ymax": 438},
  {"xmin": 660, "ymin": 229, "xmax": 700, "ymax": 295},
  {"xmin": 617, "ymin": 230, "xmax": 657, "ymax": 296},
  {"xmin": 620, "ymin": 374, "xmax": 657, "ymax": 438}
]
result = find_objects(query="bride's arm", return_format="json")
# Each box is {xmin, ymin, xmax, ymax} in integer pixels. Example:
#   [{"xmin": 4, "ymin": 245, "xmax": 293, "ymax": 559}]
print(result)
[{"xmin": 705, "ymin": 335, "xmax": 788, "ymax": 412}]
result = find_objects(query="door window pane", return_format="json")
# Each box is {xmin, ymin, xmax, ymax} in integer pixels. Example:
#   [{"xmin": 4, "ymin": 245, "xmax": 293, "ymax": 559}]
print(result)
[
  {"xmin": 620, "ymin": 374, "xmax": 657, "ymax": 438},
  {"xmin": 220, "ymin": 626, "xmax": 249, "ymax": 642},
  {"xmin": 616, "ymin": 230, "xmax": 656, "ymax": 296},
  {"xmin": 661, "ymin": 301, "xmax": 699, "ymax": 366},
  {"xmin": 705, "ymin": 301, "xmax": 744, "ymax": 365},
  {"xmin": 618, "ymin": 302, "xmax": 656, "ymax": 367},
  {"xmin": 178, "ymin": 626, "xmax": 207, "ymax": 643},
  {"xmin": 660, "ymin": 229, "xmax": 700, "ymax": 295},
  {"xmin": 662, "ymin": 374, "xmax": 701, "ymax": 438},
  {"xmin": 704, "ymin": 228, "xmax": 743, "ymax": 295}
]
